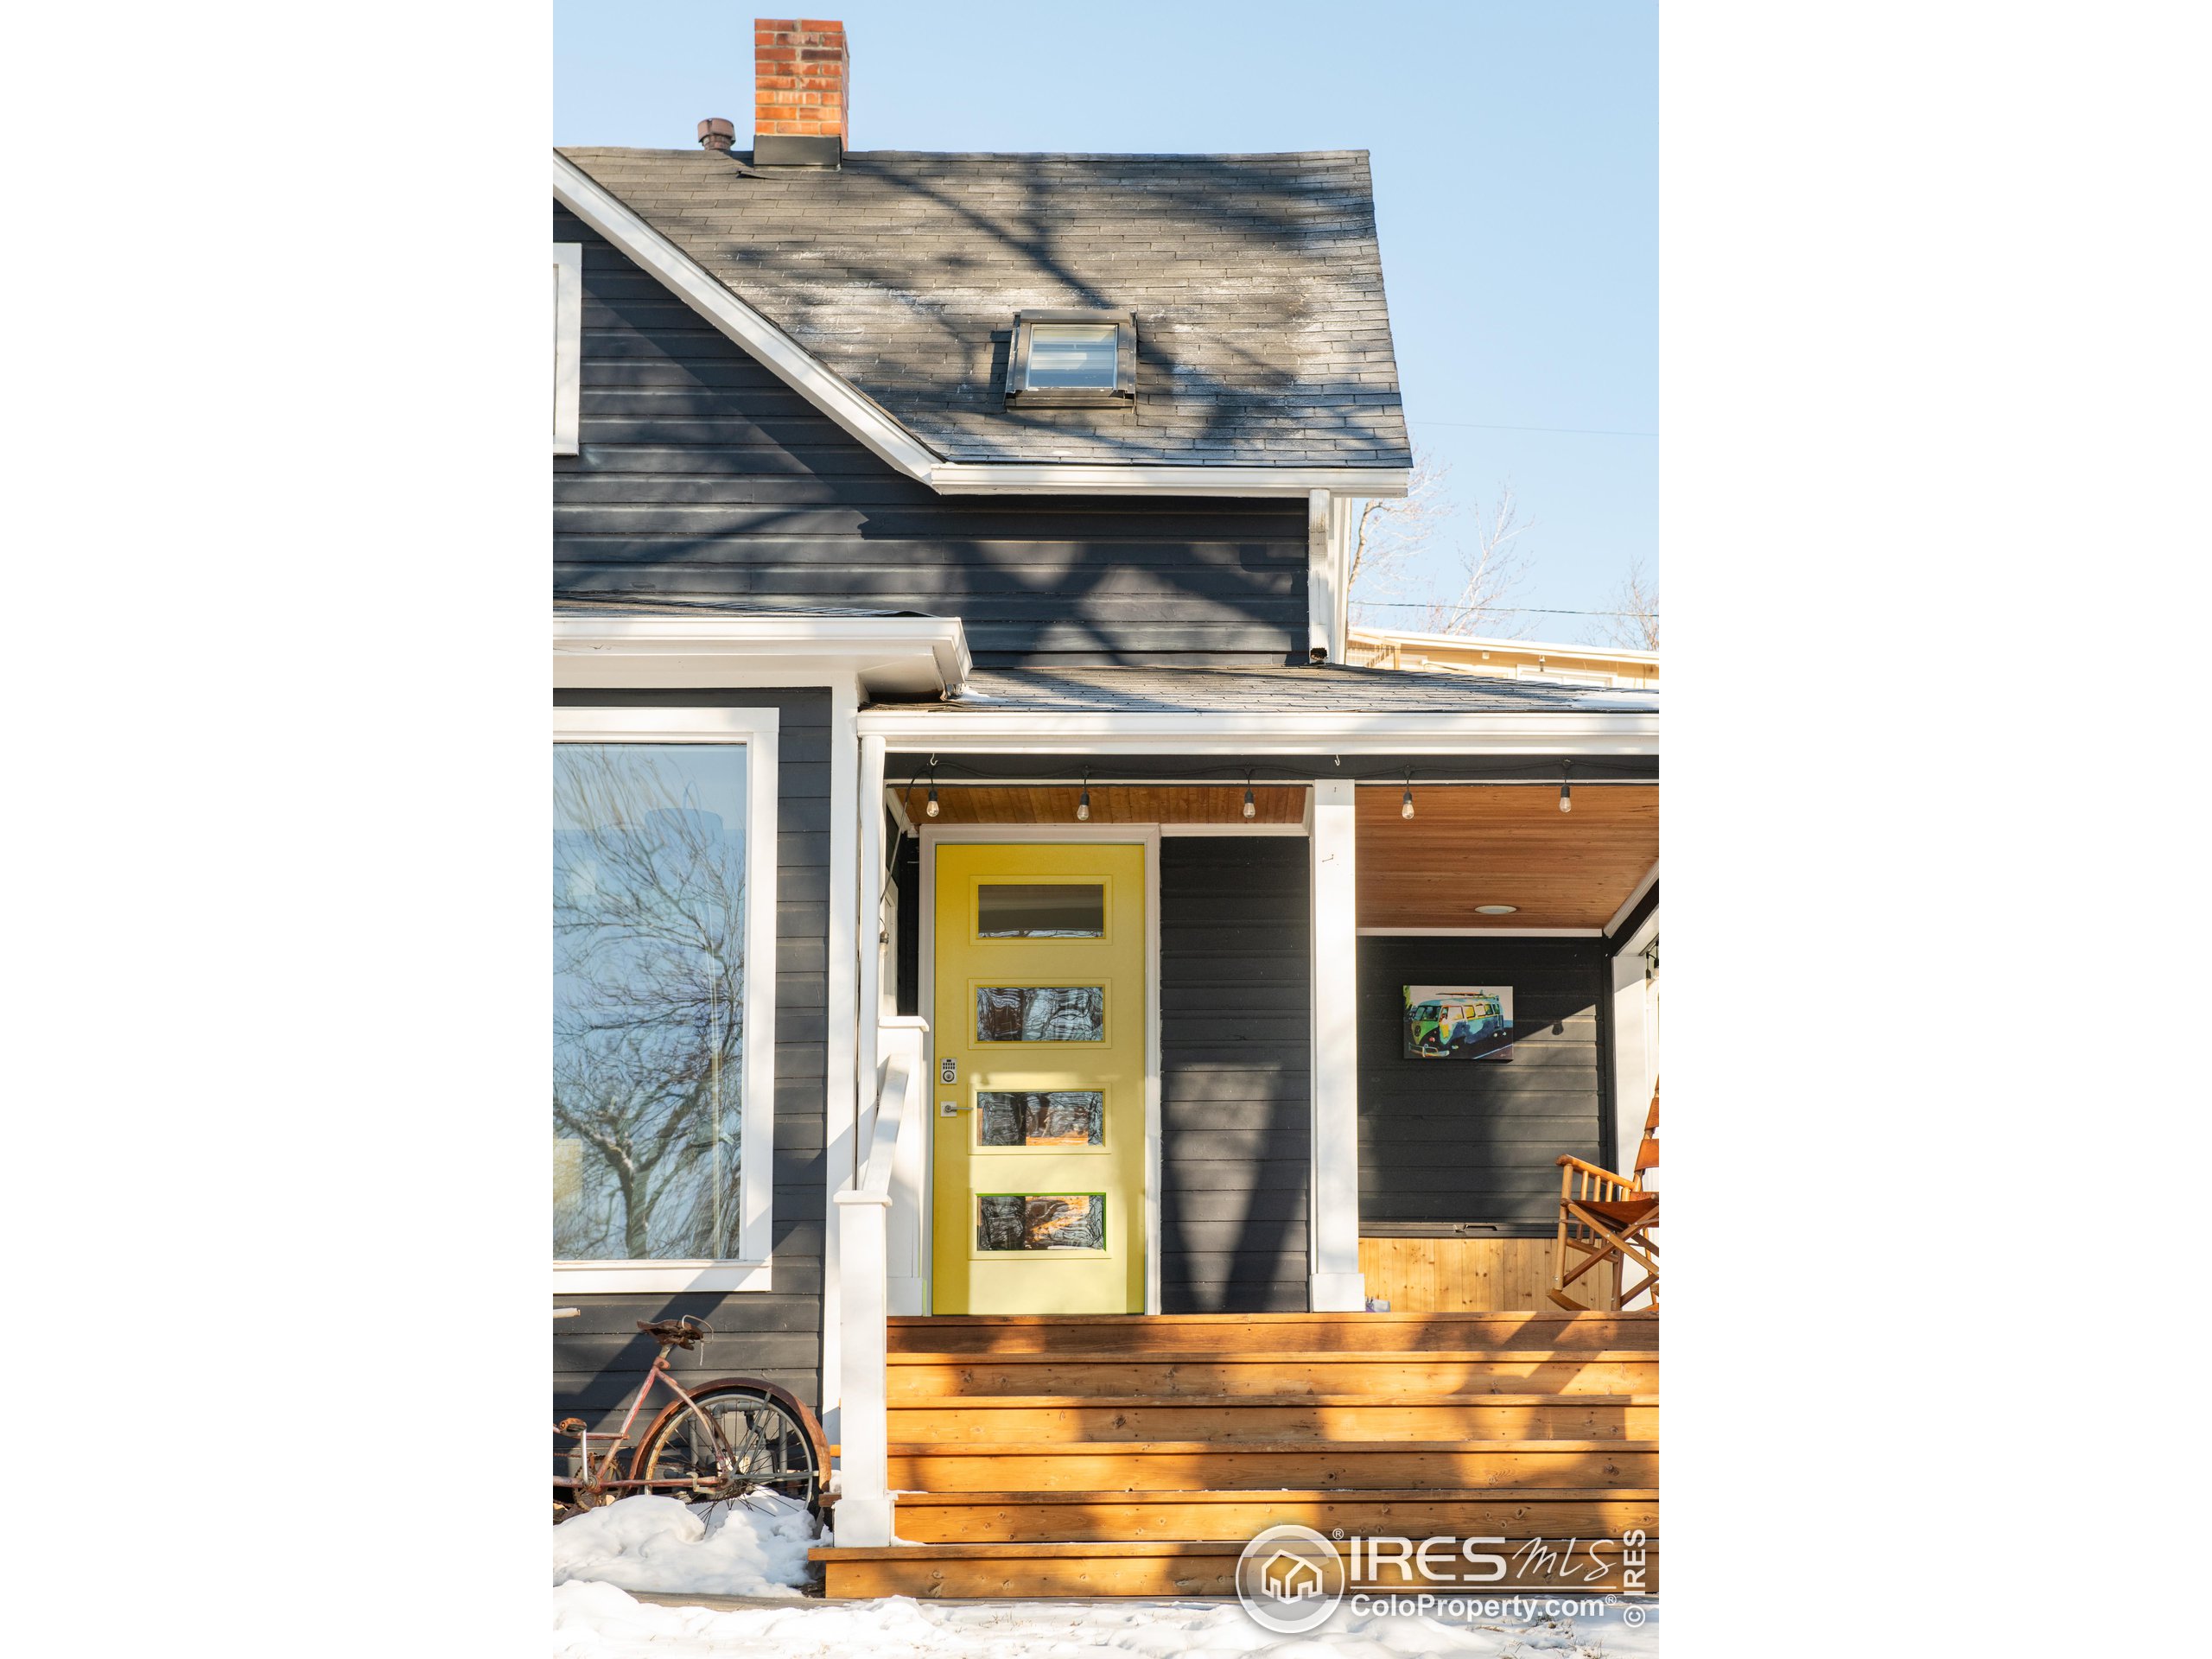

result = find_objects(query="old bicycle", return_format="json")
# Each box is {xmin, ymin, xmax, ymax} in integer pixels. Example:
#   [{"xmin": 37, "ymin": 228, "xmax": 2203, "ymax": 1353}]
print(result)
[{"xmin": 552, "ymin": 1309, "xmax": 828, "ymax": 1519}]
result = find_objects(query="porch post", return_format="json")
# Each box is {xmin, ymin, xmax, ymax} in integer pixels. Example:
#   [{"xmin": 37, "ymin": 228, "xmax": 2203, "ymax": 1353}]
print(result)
[{"xmin": 1307, "ymin": 779, "xmax": 1366, "ymax": 1311}]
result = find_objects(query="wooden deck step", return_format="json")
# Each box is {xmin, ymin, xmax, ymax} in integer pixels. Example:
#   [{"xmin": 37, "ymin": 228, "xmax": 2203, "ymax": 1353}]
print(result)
[
  {"xmin": 884, "ymin": 1485, "xmax": 1661, "ymax": 1544},
  {"xmin": 810, "ymin": 1538, "xmax": 1662, "ymax": 1599},
  {"xmin": 887, "ymin": 1438, "xmax": 1658, "ymax": 1492},
  {"xmin": 888, "ymin": 1349, "xmax": 1658, "ymax": 1401},
  {"xmin": 887, "ymin": 1393, "xmax": 1658, "ymax": 1442},
  {"xmin": 889, "ymin": 1311, "xmax": 1653, "ymax": 1356}
]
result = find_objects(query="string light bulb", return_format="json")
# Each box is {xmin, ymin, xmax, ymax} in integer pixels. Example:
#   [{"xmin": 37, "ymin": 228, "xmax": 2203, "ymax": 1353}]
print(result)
[
  {"xmin": 1076, "ymin": 774, "xmax": 1091, "ymax": 822},
  {"xmin": 1243, "ymin": 772, "xmax": 1257, "ymax": 820},
  {"xmin": 1402, "ymin": 782, "xmax": 1415, "ymax": 819},
  {"xmin": 1558, "ymin": 769, "xmax": 1573, "ymax": 814},
  {"xmin": 925, "ymin": 777, "xmax": 940, "ymax": 818}
]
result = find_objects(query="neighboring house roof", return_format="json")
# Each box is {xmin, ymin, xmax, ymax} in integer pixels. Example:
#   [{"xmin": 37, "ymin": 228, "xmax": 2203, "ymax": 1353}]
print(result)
[
  {"xmin": 893, "ymin": 663, "xmax": 1660, "ymax": 715},
  {"xmin": 1347, "ymin": 626, "xmax": 1660, "ymax": 689},
  {"xmin": 556, "ymin": 147, "xmax": 1411, "ymax": 473}
]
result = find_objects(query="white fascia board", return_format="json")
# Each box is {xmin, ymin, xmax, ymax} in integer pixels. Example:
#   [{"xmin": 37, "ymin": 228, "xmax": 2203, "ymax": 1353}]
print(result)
[
  {"xmin": 931, "ymin": 462, "xmax": 1410, "ymax": 498},
  {"xmin": 555, "ymin": 613, "xmax": 970, "ymax": 697},
  {"xmin": 1604, "ymin": 861, "xmax": 1662, "ymax": 937},
  {"xmin": 554, "ymin": 154, "xmax": 942, "ymax": 484},
  {"xmin": 852, "ymin": 709, "xmax": 1657, "ymax": 755}
]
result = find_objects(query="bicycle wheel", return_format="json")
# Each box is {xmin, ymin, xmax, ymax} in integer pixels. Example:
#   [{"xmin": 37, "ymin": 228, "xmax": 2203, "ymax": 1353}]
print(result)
[{"xmin": 630, "ymin": 1381, "xmax": 824, "ymax": 1514}]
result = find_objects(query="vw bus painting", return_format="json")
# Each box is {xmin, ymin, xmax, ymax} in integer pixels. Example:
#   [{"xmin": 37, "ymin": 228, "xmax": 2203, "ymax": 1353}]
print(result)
[{"xmin": 1403, "ymin": 985, "xmax": 1515, "ymax": 1061}]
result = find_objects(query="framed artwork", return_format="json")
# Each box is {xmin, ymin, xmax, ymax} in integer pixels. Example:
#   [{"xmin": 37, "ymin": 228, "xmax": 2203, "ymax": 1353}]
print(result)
[{"xmin": 1403, "ymin": 984, "xmax": 1515, "ymax": 1061}]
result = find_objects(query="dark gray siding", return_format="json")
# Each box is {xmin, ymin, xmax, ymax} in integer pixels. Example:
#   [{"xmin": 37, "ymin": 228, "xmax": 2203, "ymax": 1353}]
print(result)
[
  {"xmin": 1357, "ymin": 938, "xmax": 1610, "ymax": 1232},
  {"xmin": 1159, "ymin": 838, "xmax": 1310, "ymax": 1312},
  {"xmin": 556, "ymin": 205, "xmax": 1311, "ymax": 668},
  {"xmin": 552, "ymin": 688, "xmax": 830, "ymax": 1427}
]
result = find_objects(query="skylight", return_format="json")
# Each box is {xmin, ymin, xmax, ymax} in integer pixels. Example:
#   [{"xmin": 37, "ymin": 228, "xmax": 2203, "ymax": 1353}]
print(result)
[{"xmin": 1006, "ymin": 309, "xmax": 1136, "ymax": 409}]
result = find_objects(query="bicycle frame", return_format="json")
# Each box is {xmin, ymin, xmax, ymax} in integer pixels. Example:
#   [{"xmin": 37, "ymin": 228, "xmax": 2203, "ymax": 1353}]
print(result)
[{"xmin": 555, "ymin": 1350, "xmax": 737, "ymax": 1498}]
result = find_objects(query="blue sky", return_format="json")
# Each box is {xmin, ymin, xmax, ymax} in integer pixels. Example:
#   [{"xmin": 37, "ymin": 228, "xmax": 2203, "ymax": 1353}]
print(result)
[{"xmin": 555, "ymin": 2, "xmax": 1656, "ymax": 644}]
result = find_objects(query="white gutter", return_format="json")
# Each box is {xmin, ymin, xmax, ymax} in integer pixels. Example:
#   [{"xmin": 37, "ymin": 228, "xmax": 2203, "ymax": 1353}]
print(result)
[
  {"xmin": 850, "ymin": 709, "xmax": 1657, "ymax": 755},
  {"xmin": 555, "ymin": 613, "xmax": 970, "ymax": 697},
  {"xmin": 931, "ymin": 462, "xmax": 1409, "ymax": 499}
]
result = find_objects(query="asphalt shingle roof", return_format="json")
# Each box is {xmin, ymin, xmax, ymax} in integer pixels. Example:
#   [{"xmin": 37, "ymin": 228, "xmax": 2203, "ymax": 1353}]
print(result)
[
  {"xmin": 560, "ymin": 147, "xmax": 1412, "ymax": 470},
  {"xmin": 891, "ymin": 664, "xmax": 1659, "ymax": 715}
]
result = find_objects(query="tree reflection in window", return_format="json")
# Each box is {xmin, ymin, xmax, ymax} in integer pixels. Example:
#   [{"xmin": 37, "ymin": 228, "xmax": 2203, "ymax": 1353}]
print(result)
[
  {"xmin": 554, "ymin": 744, "xmax": 747, "ymax": 1261},
  {"xmin": 975, "ymin": 986, "xmax": 1104, "ymax": 1042}
]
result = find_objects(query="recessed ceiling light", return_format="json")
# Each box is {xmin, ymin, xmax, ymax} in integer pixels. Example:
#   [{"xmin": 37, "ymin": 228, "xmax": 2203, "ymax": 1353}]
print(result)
[{"xmin": 1475, "ymin": 904, "xmax": 1519, "ymax": 916}]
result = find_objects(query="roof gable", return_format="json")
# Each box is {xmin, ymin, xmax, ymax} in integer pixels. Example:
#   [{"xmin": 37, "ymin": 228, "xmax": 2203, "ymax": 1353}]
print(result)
[{"xmin": 556, "ymin": 147, "xmax": 1412, "ymax": 478}]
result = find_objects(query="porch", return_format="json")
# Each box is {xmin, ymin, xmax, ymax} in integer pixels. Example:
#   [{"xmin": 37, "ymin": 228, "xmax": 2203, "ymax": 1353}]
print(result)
[{"xmin": 822, "ymin": 667, "xmax": 1658, "ymax": 1593}]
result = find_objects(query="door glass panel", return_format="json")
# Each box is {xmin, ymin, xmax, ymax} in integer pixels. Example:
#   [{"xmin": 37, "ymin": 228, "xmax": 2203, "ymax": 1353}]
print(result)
[
  {"xmin": 977, "ymin": 1090, "xmax": 1106, "ymax": 1147},
  {"xmin": 976, "ymin": 986, "xmax": 1104, "ymax": 1043},
  {"xmin": 976, "ymin": 1194, "xmax": 1107, "ymax": 1251},
  {"xmin": 977, "ymin": 882, "xmax": 1105, "ymax": 938}
]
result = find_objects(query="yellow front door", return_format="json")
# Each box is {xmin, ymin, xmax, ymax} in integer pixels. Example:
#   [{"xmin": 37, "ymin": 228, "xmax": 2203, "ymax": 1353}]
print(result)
[{"xmin": 930, "ymin": 841, "xmax": 1147, "ymax": 1314}]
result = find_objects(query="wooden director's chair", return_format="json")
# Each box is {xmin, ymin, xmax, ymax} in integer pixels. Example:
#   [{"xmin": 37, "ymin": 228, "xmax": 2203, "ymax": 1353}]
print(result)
[{"xmin": 1549, "ymin": 1080, "xmax": 1659, "ymax": 1313}]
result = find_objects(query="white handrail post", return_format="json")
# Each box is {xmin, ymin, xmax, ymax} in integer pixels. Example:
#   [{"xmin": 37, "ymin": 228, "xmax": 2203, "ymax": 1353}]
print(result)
[
  {"xmin": 833, "ymin": 1017, "xmax": 929, "ymax": 1548},
  {"xmin": 830, "ymin": 1181, "xmax": 893, "ymax": 1545}
]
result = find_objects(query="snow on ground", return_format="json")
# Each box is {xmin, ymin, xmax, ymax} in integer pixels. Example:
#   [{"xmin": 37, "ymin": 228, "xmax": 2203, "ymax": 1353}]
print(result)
[
  {"xmin": 552, "ymin": 1494, "xmax": 817, "ymax": 1598},
  {"xmin": 552, "ymin": 1580, "xmax": 1659, "ymax": 1659},
  {"xmin": 553, "ymin": 1494, "xmax": 1657, "ymax": 1656}
]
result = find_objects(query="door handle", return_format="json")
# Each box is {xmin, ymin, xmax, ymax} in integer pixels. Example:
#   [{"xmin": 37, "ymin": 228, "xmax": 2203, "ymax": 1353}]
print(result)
[{"xmin": 939, "ymin": 1099, "xmax": 971, "ymax": 1116}]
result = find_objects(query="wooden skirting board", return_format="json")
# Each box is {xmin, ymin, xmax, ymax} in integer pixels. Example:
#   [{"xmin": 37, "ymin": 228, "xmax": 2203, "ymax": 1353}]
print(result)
[
  {"xmin": 811, "ymin": 1537, "xmax": 1661, "ymax": 1599},
  {"xmin": 1360, "ymin": 1236, "xmax": 1617, "ymax": 1313}
]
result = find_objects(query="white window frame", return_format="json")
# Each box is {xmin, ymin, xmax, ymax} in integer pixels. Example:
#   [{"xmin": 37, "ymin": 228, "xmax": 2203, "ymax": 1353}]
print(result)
[
  {"xmin": 554, "ymin": 705, "xmax": 780, "ymax": 1292},
  {"xmin": 554, "ymin": 243, "xmax": 583, "ymax": 455}
]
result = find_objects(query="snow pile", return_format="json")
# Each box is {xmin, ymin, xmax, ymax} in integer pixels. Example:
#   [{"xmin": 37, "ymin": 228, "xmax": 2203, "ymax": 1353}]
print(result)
[
  {"xmin": 550, "ymin": 1580, "xmax": 1660, "ymax": 1658},
  {"xmin": 551, "ymin": 1493, "xmax": 817, "ymax": 1597}
]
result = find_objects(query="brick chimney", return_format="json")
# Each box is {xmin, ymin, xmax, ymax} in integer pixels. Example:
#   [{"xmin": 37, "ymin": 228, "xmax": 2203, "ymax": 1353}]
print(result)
[{"xmin": 753, "ymin": 17, "xmax": 847, "ymax": 168}]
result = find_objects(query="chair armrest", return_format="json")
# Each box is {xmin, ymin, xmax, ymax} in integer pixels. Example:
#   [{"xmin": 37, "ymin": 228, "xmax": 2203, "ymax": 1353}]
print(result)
[{"xmin": 1556, "ymin": 1154, "xmax": 1633, "ymax": 1184}]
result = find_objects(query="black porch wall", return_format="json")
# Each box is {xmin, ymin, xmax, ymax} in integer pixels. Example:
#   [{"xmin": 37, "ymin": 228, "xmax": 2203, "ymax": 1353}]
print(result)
[
  {"xmin": 1357, "ymin": 937, "xmax": 1610, "ymax": 1232},
  {"xmin": 551, "ymin": 687, "xmax": 830, "ymax": 1426},
  {"xmin": 1159, "ymin": 837, "xmax": 1311, "ymax": 1312}
]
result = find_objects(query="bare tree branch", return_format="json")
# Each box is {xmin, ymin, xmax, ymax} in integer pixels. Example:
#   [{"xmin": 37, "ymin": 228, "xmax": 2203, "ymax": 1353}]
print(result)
[
  {"xmin": 1592, "ymin": 556, "xmax": 1660, "ymax": 650},
  {"xmin": 1421, "ymin": 484, "xmax": 1535, "ymax": 639}
]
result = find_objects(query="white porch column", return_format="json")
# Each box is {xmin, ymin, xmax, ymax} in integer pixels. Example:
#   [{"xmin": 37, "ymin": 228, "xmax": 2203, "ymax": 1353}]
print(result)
[
  {"xmin": 1307, "ymin": 779, "xmax": 1365, "ymax": 1310},
  {"xmin": 820, "ymin": 680, "xmax": 860, "ymax": 1445}
]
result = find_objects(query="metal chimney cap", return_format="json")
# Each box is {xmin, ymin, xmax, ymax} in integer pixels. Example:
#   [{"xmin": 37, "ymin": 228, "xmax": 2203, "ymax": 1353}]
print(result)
[{"xmin": 697, "ymin": 118, "xmax": 736, "ymax": 150}]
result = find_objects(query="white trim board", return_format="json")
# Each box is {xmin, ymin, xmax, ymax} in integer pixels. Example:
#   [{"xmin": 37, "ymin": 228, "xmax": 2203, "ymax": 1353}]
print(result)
[
  {"xmin": 857, "ymin": 709, "xmax": 1658, "ymax": 756},
  {"xmin": 554, "ymin": 154, "xmax": 1409, "ymax": 503},
  {"xmin": 932, "ymin": 463, "xmax": 1408, "ymax": 499},
  {"xmin": 554, "ymin": 244, "xmax": 582, "ymax": 456},
  {"xmin": 553, "ymin": 612, "xmax": 970, "ymax": 698},
  {"xmin": 553, "ymin": 703, "xmax": 781, "ymax": 1294},
  {"xmin": 1603, "ymin": 861, "xmax": 1661, "ymax": 937}
]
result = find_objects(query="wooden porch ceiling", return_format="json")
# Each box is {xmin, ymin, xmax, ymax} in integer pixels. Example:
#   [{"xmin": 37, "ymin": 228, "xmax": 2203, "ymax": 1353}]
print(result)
[
  {"xmin": 1359, "ymin": 785, "xmax": 1656, "ymax": 931},
  {"xmin": 895, "ymin": 785, "xmax": 1306, "ymax": 825},
  {"xmin": 892, "ymin": 783, "xmax": 1657, "ymax": 931}
]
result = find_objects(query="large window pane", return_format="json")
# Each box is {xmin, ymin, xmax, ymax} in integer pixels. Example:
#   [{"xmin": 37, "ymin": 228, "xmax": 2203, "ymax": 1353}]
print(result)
[{"xmin": 554, "ymin": 743, "xmax": 747, "ymax": 1261}]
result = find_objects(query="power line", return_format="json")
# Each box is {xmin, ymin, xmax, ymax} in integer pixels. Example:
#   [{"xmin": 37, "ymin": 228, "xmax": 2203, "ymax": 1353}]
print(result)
[
  {"xmin": 1352, "ymin": 602, "xmax": 1659, "ymax": 618},
  {"xmin": 1406, "ymin": 418, "xmax": 1657, "ymax": 438}
]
